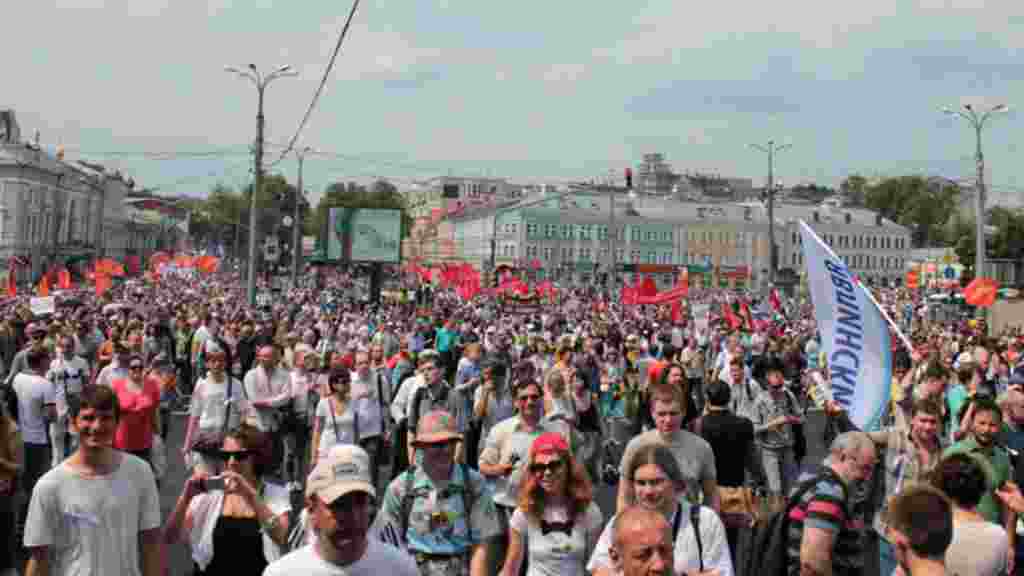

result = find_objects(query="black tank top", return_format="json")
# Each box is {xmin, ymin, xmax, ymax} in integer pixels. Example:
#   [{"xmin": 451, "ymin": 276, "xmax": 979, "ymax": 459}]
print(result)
[{"xmin": 195, "ymin": 515, "xmax": 268, "ymax": 576}]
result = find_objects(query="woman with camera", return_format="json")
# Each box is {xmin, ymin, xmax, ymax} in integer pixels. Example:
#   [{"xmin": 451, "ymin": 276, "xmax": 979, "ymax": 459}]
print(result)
[{"xmin": 163, "ymin": 422, "xmax": 291, "ymax": 576}]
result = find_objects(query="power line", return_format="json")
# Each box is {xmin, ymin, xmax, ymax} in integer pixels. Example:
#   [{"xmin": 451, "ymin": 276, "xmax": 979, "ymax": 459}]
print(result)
[{"xmin": 272, "ymin": 0, "xmax": 362, "ymax": 167}]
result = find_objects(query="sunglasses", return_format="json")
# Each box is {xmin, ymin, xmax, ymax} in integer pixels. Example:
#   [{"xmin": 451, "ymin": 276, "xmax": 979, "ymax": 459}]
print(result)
[
  {"xmin": 215, "ymin": 449, "xmax": 253, "ymax": 462},
  {"xmin": 530, "ymin": 460, "xmax": 564, "ymax": 475}
]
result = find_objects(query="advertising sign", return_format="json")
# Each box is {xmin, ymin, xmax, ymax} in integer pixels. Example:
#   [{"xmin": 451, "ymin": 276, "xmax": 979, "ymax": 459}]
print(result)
[{"xmin": 327, "ymin": 208, "xmax": 401, "ymax": 263}]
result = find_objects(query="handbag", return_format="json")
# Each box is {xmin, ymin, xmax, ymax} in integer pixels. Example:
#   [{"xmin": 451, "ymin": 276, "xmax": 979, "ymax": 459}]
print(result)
[{"xmin": 718, "ymin": 485, "xmax": 759, "ymax": 528}]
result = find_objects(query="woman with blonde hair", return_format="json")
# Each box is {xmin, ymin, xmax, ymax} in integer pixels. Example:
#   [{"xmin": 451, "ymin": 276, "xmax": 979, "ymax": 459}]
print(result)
[{"xmin": 501, "ymin": 432, "xmax": 602, "ymax": 576}]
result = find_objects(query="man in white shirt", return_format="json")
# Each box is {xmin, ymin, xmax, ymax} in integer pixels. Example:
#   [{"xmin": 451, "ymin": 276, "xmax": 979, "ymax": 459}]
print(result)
[
  {"xmin": 245, "ymin": 345, "xmax": 293, "ymax": 476},
  {"xmin": 351, "ymin": 350, "xmax": 387, "ymax": 488},
  {"xmin": 46, "ymin": 335, "xmax": 90, "ymax": 467},
  {"xmin": 14, "ymin": 348, "xmax": 57, "ymax": 524},
  {"xmin": 24, "ymin": 384, "xmax": 161, "ymax": 576}
]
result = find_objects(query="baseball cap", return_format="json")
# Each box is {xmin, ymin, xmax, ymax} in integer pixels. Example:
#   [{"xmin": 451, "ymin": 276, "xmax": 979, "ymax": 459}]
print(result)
[
  {"xmin": 305, "ymin": 444, "xmax": 375, "ymax": 503},
  {"xmin": 530, "ymin": 432, "xmax": 569, "ymax": 457},
  {"xmin": 413, "ymin": 410, "xmax": 462, "ymax": 445}
]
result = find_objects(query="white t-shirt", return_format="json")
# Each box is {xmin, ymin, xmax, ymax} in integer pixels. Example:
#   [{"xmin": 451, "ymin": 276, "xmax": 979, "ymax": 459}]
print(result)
[
  {"xmin": 350, "ymin": 372, "xmax": 385, "ymax": 438},
  {"xmin": 190, "ymin": 376, "xmax": 248, "ymax": 437},
  {"xmin": 587, "ymin": 504, "xmax": 734, "ymax": 576},
  {"xmin": 13, "ymin": 372, "xmax": 55, "ymax": 444},
  {"xmin": 945, "ymin": 519, "xmax": 1008, "ymax": 576},
  {"xmin": 315, "ymin": 397, "xmax": 359, "ymax": 458},
  {"xmin": 47, "ymin": 356, "xmax": 90, "ymax": 418},
  {"xmin": 24, "ymin": 453, "xmax": 161, "ymax": 576},
  {"xmin": 263, "ymin": 539, "xmax": 418, "ymax": 576},
  {"xmin": 509, "ymin": 503, "xmax": 603, "ymax": 576}
]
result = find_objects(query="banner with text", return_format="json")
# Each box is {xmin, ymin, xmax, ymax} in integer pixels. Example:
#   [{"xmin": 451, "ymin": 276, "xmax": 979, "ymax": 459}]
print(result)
[{"xmin": 799, "ymin": 220, "xmax": 890, "ymax": 431}]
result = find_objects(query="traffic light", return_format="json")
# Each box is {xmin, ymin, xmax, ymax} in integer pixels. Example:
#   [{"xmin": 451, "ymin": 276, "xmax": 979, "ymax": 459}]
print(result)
[{"xmin": 625, "ymin": 167, "xmax": 633, "ymax": 189}]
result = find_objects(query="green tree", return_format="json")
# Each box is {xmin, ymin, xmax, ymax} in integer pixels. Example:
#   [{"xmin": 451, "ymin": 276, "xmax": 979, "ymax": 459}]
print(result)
[
  {"xmin": 864, "ymin": 176, "xmax": 959, "ymax": 248},
  {"xmin": 840, "ymin": 174, "xmax": 868, "ymax": 207},
  {"xmin": 311, "ymin": 179, "xmax": 411, "ymax": 246}
]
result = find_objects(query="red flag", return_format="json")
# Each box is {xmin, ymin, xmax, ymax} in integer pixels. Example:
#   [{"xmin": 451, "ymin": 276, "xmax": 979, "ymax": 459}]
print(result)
[
  {"xmin": 6, "ymin": 270, "xmax": 15, "ymax": 298},
  {"xmin": 95, "ymin": 273, "xmax": 112, "ymax": 297},
  {"xmin": 721, "ymin": 301, "xmax": 741, "ymax": 330},
  {"xmin": 964, "ymin": 277, "xmax": 999, "ymax": 308},
  {"xmin": 36, "ymin": 275, "xmax": 50, "ymax": 297},
  {"xmin": 671, "ymin": 300, "xmax": 683, "ymax": 324},
  {"xmin": 739, "ymin": 298, "xmax": 754, "ymax": 331},
  {"xmin": 769, "ymin": 288, "xmax": 782, "ymax": 312},
  {"xmin": 57, "ymin": 268, "xmax": 72, "ymax": 290}
]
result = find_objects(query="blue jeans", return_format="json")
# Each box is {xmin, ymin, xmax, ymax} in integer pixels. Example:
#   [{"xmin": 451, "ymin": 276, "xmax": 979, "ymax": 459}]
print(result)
[{"xmin": 879, "ymin": 534, "xmax": 898, "ymax": 576}]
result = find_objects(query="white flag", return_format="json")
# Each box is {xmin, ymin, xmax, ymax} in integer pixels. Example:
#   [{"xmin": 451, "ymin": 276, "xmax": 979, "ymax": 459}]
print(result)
[{"xmin": 799, "ymin": 220, "xmax": 891, "ymax": 431}]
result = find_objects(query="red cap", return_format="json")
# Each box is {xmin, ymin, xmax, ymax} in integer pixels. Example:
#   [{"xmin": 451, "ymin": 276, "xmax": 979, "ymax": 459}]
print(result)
[{"xmin": 531, "ymin": 432, "xmax": 569, "ymax": 457}]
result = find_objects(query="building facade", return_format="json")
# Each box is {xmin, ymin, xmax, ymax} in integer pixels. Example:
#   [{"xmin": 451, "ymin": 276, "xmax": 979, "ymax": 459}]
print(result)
[{"xmin": 0, "ymin": 110, "xmax": 161, "ymax": 283}]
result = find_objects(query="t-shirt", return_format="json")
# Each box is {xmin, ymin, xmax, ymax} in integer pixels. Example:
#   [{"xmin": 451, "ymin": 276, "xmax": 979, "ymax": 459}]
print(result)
[
  {"xmin": 785, "ymin": 470, "xmax": 861, "ymax": 576},
  {"xmin": 190, "ymin": 376, "xmax": 248, "ymax": 441},
  {"xmin": 23, "ymin": 453, "xmax": 161, "ymax": 576},
  {"xmin": 47, "ymin": 356, "xmax": 90, "ymax": 419},
  {"xmin": 13, "ymin": 372, "xmax": 55, "ymax": 444},
  {"xmin": 315, "ymin": 397, "xmax": 358, "ymax": 458},
  {"xmin": 945, "ymin": 519, "xmax": 1008, "ymax": 576},
  {"xmin": 697, "ymin": 411, "xmax": 754, "ymax": 488},
  {"xmin": 111, "ymin": 377, "xmax": 161, "ymax": 451},
  {"xmin": 262, "ymin": 540, "xmax": 418, "ymax": 576},
  {"xmin": 510, "ymin": 503, "xmax": 603, "ymax": 576},
  {"xmin": 619, "ymin": 429, "xmax": 716, "ymax": 505},
  {"xmin": 943, "ymin": 437, "xmax": 1014, "ymax": 524}
]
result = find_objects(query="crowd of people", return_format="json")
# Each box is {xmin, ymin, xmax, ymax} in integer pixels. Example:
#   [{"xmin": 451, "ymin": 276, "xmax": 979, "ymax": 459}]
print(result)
[{"xmin": 0, "ymin": 266, "xmax": 1023, "ymax": 576}]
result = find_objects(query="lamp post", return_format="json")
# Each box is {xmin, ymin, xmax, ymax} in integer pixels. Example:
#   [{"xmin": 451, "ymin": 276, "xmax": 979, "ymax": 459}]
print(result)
[
  {"xmin": 291, "ymin": 146, "xmax": 313, "ymax": 285},
  {"xmin": 942, "ymin": 102, "xmax": 1009, "ymax": 281},
  {"xmin": 750, "ymin": 141, "xmax": 791, "ymax": 285},
  {"xmin": 225, "ymin": 63, "xmax": 297, "ymax": 305}
]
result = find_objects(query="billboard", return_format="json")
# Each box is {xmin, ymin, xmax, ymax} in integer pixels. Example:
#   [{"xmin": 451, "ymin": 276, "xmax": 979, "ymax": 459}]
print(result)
[{"xmin": 327, "ymin": 208, "xmax": 401, "ymax": 263}]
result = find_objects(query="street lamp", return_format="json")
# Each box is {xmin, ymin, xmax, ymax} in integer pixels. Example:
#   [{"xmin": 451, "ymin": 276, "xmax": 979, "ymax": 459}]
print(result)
[
  {"xmin": 750, "ymin": 141, "xmax": 791, "ymax": 285},
  {"xmin": 225, "ymin": 63, "xmax": 298, "ymax": 305},
  {"xmin": 942, "ymin": 102, "xmax": 1009, "ymax": 281}
]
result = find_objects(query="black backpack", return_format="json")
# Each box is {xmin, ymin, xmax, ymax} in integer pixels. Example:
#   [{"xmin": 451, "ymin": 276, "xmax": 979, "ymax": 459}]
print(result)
[{"xmin": 745, "ymin": 470, "xmax": 847, "ymax": 576}]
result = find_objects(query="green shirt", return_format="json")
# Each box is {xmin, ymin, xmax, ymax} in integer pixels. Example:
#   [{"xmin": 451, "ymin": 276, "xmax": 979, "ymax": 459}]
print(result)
[{"xmin": 943, "ymin": 436, "xmax": 1014, "ymax": 524}]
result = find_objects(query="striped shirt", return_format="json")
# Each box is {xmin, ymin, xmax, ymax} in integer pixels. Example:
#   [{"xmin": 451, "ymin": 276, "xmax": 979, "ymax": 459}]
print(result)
[{"xmin": 786, "ymin": 469, "xmax": 862, "ymax": 576}]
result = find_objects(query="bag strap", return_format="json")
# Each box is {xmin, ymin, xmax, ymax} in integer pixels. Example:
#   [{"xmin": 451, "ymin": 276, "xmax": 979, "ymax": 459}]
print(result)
[
  {"xmin": 399, "ymin": 467, "xmax": 418, "ymax": 544},
  {"xmin": 221, "ymin": 374, "xmax": 234, "ymax": 437},
  {"xmin": 329, "ymin": 397, "xmax": 342, "ymax": 443},
  {"xmin": 690, "ymin": 504, "xmax": 703, "ymax": 572}
]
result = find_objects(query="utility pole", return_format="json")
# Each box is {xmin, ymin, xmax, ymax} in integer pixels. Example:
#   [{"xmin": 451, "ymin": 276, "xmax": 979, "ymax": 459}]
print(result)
[
  {"xmin": 225, "ymin": 63, "xmax": 297, "ymax": 305},
  {"xmin": 750, "ymin": 140, "xmax": 791, "ymax": 285},
  {"xmin": 292, "ymin": 146, "xmax": 312, "ymax": 285},
  {"xmin": 943, "ymin": 102, "xmax": 1009, "ymax": 282}
]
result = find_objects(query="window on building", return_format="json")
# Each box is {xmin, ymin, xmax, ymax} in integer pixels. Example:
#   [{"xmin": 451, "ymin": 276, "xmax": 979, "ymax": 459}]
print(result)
[
  {"xmin": 631, "ymin": 228, "xmax": 641, "ymax": 241},
  {"xmin": 561, "ymin": 247, "xmax": 569, "ymax": 261},
  {"xmin": 662, "ymin": 252, "xmax": 672, "ymax": 264},
  {"xmin": 561, "ymin": 225, "xmax": 571, "ymax": 239},
  {"xmin": 665, "ymin": 231, "xmax": 673, "ymax": 242},
  {"xmin": 568, "ymin": 247, "xmax": 574, "ymax": 260},
  {"xmin": 543, "ymin": 247, "xmax": 553, "ymax": 261},
  {"xmin": 600, "ymin": 247, "xmax": 609, "ymax": 261},
  {"xmin": 631, "ymin": 249, "xmax": 641, "ymax": 262},
  {"xmin": 615, "ymin": 249, "xmax": 623, "ymax": 262},
  {"xmin": 646, "ymin": 231, "xmax": 655, "ymax": 242},
  {"xmin": 599, "ymin": 226, "xmax": 608, "ymax": 240},
  {"xmin": 527, "ymin": 223, "xmax": 538, "ymax": 237}
]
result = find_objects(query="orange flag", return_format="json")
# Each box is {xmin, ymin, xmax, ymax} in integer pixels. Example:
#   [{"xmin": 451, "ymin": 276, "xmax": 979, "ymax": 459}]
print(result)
[
  {"xmin": 36, "ymin": 275, "xmax": 50, "ymax": 297},
  {"xmin": 95, "ymin": 273, "xmax": 112, "ymax": 297},
  {"xmin": 6, "ymin": 272, "xmax": 15, "ymax": 298}
]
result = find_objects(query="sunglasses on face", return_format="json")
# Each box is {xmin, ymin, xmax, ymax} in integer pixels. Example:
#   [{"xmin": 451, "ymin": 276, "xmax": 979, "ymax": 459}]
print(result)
[
  {"xmin": 215, "ymin": 449, "xmax": 254, "ymax": 462},
  {"xmin": 530, "ymin": 460, "xmax": 564, "ymax": 475}
]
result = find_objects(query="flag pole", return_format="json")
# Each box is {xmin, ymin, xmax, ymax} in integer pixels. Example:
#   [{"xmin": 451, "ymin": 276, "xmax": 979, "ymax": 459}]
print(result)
[{"xmin": 798, "ymin": 220, "xmax": 914, "ymax": 354}]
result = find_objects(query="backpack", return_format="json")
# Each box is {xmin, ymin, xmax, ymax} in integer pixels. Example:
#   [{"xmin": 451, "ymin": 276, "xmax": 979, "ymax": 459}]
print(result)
[
  {"xmin": 744, "ymin": 470, "xmax": 847, "ymax": 576},
  {"xmin": 397, "ymin": 463, "xmax": 477, "ymax": 548}
]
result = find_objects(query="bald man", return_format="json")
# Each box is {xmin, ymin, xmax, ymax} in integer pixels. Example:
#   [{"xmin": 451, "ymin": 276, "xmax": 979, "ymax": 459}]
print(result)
[{"xmin": 608, "ymin": 506, "xmax": 674, "ymax": 576}]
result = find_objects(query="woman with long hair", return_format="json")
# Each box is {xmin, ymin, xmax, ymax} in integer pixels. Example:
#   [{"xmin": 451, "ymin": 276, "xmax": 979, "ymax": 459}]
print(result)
[
  {"xmin": 164, "ymin": 423, "xmax": 290, "ymax": 575},
  {"xmin": 501, "ymin": 432, "xmax": 603, "ymax": 576},
  {"xmin": 588, "ymin": 443, "xmax": 734, "ymax": 576}
]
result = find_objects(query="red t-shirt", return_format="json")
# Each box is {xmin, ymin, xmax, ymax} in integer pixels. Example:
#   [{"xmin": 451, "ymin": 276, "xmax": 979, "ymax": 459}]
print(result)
[{"xmin": 111, "ymin": 377, "xmax": 161, "ymax": 451}]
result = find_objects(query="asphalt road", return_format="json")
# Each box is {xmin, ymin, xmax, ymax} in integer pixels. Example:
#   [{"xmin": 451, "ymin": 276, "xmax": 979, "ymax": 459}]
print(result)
[{"xmin": 156, "ymin": 408, "xmax": 835, "ymax": 575}]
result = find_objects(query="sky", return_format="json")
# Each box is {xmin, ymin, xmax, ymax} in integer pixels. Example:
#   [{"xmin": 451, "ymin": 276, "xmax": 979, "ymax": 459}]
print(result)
[{"xmin": 6, "ymin": 0, "xmax": 1024, "ymax": 207}]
